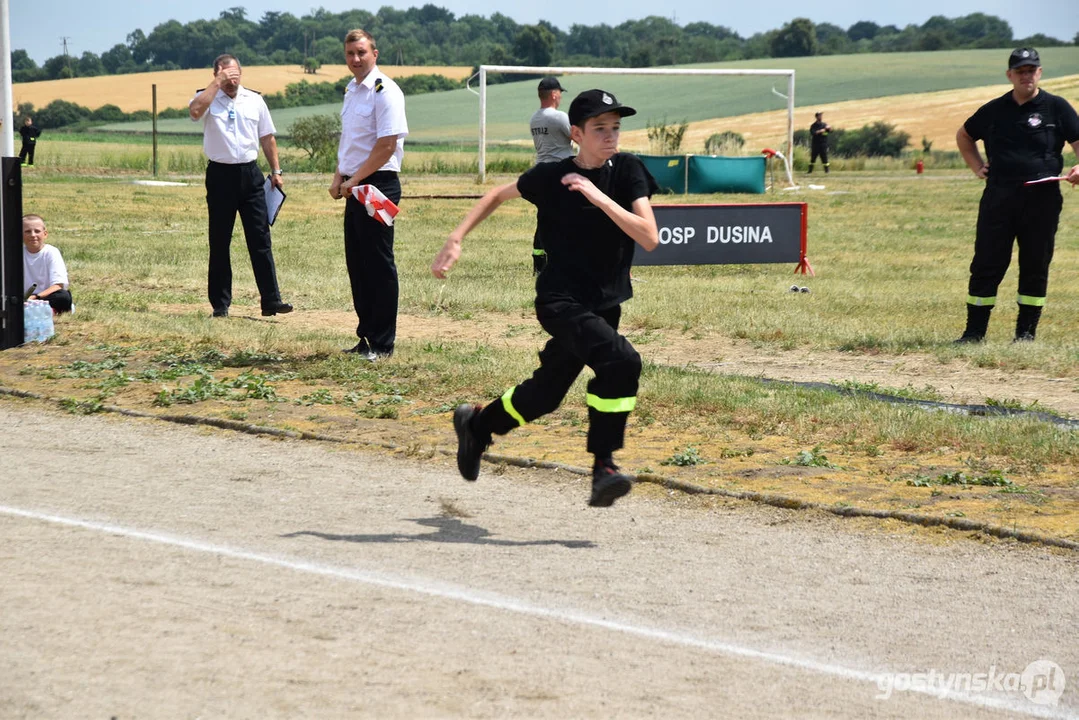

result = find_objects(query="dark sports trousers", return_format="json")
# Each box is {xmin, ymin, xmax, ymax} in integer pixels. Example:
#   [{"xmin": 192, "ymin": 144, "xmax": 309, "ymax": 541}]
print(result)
[
  {"xmin": 40, "ymin": 289, "xmax": 73, "ymax": 314},
  {"xmin": 478, "ymin": 299, "xmax": 641, "ymax": 458},
  {"xmin": 205, "ymin": 160, "xmax": 282, "ymax": 311},
  {"xmin": 19, "ymin": 142, "xmax": 35, "ymax": 165},
  {"xmin": 344, "ymin": 170, "xmax": 401, "ymax": 354},
  {"xmin": 810, "ymin": 143, "xmax": 828, "ymax": 168},
  {"xmin": 968, "ymin": 182, "xmax": 1062, "ymax": 302}
]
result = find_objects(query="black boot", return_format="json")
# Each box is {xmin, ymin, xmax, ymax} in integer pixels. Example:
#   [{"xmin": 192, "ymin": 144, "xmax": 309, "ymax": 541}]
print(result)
[
  {"xmin": 1014, "ymin": 305, "xmax": 1042, "ymax": 342},
  {"xmin": 954, "ymin": 304, "xmax": 991, "ymax": 344}
]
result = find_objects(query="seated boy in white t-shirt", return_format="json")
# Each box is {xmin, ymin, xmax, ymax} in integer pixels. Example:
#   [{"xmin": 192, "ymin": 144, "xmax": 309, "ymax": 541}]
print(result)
[{"xmin": 23, "ymin": 214, "xmax": 73, "ymax": 314}]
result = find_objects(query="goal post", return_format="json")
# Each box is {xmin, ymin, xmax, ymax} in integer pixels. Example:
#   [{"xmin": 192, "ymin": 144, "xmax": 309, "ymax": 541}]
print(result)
[{"xmin": 475, "ymin": 64, "xmax": 796, "ymax": 185}]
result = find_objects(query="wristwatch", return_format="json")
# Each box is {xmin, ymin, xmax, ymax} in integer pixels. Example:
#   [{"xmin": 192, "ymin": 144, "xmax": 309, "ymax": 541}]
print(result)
[{"xmin": 271, "ymin": 169, "xmax": 283, "ymax": 176}]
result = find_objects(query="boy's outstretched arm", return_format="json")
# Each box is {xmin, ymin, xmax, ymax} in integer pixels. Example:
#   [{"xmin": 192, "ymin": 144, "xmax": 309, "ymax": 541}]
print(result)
[
  {"xmin": 560, "ymin": 173, "xmax": 658, "ymax": 251},
  {"xmin": 431, "ymin": 182, "xmax": 521, "ymax": 278}
]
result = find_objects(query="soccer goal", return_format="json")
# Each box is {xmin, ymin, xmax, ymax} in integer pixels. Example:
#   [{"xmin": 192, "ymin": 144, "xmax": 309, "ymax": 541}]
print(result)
[{"xmin": 473, "ymin": 65, "xmax": 796, "ymax": 186}]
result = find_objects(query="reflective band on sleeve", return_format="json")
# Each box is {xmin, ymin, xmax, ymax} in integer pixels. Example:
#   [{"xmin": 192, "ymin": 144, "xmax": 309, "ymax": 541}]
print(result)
[
  {"xmin": 586, "ymin": 393, "xmax": 636, "ymax": 414},
  {"xmin": 501, "ymin": 387, "xmax": 526, "ymax": 426},
  {"xmin": 966, "ymin": 295, "xmax": 996, "ymax": 307},
  {"xmin": 532, "ymin": 249, "xmax": 546, "ymax": 256},
  {"xmin": 1017, "ymin": 294, "xmax": 1046, "ymax": 307}
]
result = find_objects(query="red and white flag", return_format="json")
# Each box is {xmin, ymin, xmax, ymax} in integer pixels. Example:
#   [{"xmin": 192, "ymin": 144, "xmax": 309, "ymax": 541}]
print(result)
[{"xmin": 351, "ymin": 184, "xmax": 400, "ymax": 226}]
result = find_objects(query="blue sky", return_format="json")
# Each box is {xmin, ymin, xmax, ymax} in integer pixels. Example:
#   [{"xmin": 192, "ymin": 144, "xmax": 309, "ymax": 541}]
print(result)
[{"xmin": 10, "ymin": 0, "xmax": 1078, "ymax": 65}]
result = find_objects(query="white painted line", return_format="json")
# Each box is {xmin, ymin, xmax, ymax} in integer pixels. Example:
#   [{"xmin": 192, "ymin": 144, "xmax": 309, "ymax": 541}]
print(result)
[{"xmin": 1, "ymin": 504, "xmax": 1073, "ymax": 719}]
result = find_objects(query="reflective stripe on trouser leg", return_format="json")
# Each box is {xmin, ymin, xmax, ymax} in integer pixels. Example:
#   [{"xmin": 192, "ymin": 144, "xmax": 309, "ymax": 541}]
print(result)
[
  {"xmin": 1017, "ymin": 295, "xmax": 1045, "ymax": 307},
  {"xmin": 967, "ymin": 295, "xmax": 996, "ymax": 307},
  {"xmin": 501, "ymin": 387, "xmax": 526, "ymax": 426}
]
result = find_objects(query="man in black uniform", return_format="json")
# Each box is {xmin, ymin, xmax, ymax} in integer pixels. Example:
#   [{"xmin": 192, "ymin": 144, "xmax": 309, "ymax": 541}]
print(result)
[
  {"xmin": 432, "ymin": 89, "xmax": 659, "ymax": 508},
  {"xmin": 808, "ymin": 111, "xmax": 830, "ymax": 174},
  {"xmin": 18, "ymin": 117, "xmax": 42, "ymax": 167},
  {"xmin": 955, "ymin": 48, "xmax": 1079, "ymax": 343}
]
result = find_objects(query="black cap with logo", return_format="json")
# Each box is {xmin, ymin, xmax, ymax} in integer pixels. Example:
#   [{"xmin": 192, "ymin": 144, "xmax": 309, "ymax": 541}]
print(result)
[
  {"xmin": 1008, "ymin": 48, "xmax": 1040, "ymax": 69},
  {"xmin": 537, "ymin": 76, "xmax": 567, "ymax": 92},
  {"xmin": 568, "ymin": 89, "xmax": 637, "ymax": 127}
]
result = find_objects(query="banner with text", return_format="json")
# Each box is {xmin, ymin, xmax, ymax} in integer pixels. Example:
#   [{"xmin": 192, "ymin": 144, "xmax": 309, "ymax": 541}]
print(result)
[{"xmin": 637, "ymin": 203, "xmax": 807, "ymax": 267}]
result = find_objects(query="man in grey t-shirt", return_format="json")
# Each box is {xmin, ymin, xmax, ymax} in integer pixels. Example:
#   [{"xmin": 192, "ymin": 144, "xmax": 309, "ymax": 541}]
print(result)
[{"xmin": 528, "ymin": 77, "xmax": 574, "ymax": 272}]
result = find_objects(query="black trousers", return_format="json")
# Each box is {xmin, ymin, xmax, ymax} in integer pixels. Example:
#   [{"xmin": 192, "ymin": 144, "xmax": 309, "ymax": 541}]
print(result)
[
  {"xmin": 19, "ymin": 141, "xmax": 36, "ymax": 165},
  {"xmin": 810, "ymin": 143, "xmax": 828, "ymax": 168},
  {"xmin": 968, "ymin": 182, "xmax": 1062, "ymax": 305},
  {"xmin": 205, "ymin": 160, "xmax": 282, "ymax": 312},
  {"xmin": 344, "ymin": 170, "xmax": 401, "ymax": 354},
  {"xmin": 478, "ymin": 298, "xmax": 641, "ymax": 458},
  {"xmin": 40, "ymin": 289, "xmax": 73, "ymax": 314}
]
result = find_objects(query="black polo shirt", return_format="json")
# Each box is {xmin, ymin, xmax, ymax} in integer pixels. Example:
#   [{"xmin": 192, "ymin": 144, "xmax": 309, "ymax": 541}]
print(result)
[
  {"xmin": 517, "ymin": 153, "xmax": 658, "ymax": 310},
  {"xmin": 964, "ymin": 89, "xmax": 1079, "ymax": 183}
]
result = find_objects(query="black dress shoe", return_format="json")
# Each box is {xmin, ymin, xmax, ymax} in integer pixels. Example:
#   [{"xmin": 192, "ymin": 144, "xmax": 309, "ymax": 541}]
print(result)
[
  {"xmin": 343, "ymin": 341, "xmax": 392, "ymax": 360},
  {"xmin": 212, "ymin": 307, "xmax": 229, "ymax": 318},
  {"xmin": 261, "ymin": 302, "xmax": 294, "ymax": 317}
]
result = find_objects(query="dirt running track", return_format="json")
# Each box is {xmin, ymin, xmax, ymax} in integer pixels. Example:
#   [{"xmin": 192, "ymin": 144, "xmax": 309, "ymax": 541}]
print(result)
[{"xmin": 1, "ymin": 403, "xmax": 1077, "ymax": 719}]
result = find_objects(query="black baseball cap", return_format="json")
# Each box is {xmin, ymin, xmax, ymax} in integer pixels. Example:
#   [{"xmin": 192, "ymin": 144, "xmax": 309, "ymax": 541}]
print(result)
[
  {"xmin": 1008, "ymin": 48, "xmax": 1040, "ymax": 69},
  {"xmin": 568, "ymin": 89, "xmax": 637, "ymax": 127},
  {"xmin": 538, "ymin": 76, "xmax": 566, "ymax": 92}
]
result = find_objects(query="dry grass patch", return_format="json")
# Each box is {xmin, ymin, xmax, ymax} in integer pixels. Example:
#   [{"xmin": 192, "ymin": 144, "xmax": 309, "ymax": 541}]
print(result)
[
  {"xmin": 620, "ymin": 75, "xmax": 1079, "ymax": 154},
  {"xmin": 14, "ymin": 64, "xmax": 475, "ymax": 113}
]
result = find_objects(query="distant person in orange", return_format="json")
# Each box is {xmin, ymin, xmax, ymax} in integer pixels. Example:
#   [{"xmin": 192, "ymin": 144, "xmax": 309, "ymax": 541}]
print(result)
[{"xmin": 19, "ymin": 117, "xmax": 42, "ymax": 167}]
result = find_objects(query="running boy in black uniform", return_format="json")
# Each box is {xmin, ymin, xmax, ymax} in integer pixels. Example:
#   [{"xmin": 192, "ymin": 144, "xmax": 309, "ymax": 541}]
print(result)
[{"xmin": 431, "ymin": 89, "xmax": 659, "ymax": 507}]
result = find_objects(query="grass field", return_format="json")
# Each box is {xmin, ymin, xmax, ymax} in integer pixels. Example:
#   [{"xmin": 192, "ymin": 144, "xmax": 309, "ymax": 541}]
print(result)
[
  {"xmin": 4, "ymin": 162, "xmax": 1079, "ymax": 543},
  {"xmin": 13, "ymin": 64, "xmax": 476, "ymax": 114},
  {"xmin": 92, "ymin": 47, "xmax": 1079, "ymax": 149}
]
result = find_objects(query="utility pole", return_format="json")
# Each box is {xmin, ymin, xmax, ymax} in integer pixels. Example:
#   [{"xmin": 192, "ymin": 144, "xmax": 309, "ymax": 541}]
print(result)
[{"xmin": 60, "ymin": 36, "xmax": 72, "ymax": 75}]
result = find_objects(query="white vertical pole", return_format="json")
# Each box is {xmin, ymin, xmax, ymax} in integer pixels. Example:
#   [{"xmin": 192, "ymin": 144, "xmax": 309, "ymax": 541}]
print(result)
[
  {"xmin": 0, "ymin": 0, "xmax": 14, "ymax": 156},
  {"xmin": 478, "ymin": 66, "xmax": 487, "ymax": 184},
  {"xmin": 786, "ymin": 71, "xmax": 795, "ymax": 184}
]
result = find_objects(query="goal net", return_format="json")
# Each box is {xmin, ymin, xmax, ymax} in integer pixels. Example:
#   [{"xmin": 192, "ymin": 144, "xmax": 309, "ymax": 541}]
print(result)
[{"xmin": 473, "ymin": 64, "xmax": 796, "ymax": 186}]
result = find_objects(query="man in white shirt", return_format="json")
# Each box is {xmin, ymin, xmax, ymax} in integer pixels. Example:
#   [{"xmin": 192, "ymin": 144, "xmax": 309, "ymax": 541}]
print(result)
[
  {"xmin": 22, "ymin": 214, "xmax": 72, "ymax": 313},
  {"xmin": 528, "ymin": 77, "xmax": 574, "ymax": 273},
  {"xmin": 329, "ymin": 30, "xmax": 408, "ymax": 360},
  {"xmin": 190, "ymin": 54, "xmax": 292, "ymax": 319}
]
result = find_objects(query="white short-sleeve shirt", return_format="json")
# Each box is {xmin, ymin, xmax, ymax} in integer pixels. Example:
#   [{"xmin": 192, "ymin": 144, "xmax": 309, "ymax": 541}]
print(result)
[
  {"xmin": 192, "ymin": 86, "xmax": 276, "ymax": 164},
  {"xmin": 337, "ymin": 67, "xmax": 409, "ymax": 176},
  {"xmin": 24, "ymin": 244, "xmax": 69, "ymax": 293}
]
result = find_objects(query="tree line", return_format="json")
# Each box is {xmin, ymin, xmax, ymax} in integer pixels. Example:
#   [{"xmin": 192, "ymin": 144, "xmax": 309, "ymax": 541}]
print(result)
[{"xmin": 12, "ymin": 5, "xmax": 1078, "ymax": 83}]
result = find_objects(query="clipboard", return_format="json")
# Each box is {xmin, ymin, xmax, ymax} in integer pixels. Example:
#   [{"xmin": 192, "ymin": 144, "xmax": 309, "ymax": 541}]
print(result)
[{"xmin": 264, "ymin": 175, "xmax": 287, "ymax": 225}]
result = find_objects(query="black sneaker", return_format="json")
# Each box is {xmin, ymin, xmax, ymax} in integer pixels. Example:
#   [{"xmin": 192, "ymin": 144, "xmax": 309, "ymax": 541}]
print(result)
[
  {"xmin": 589, "ymin": 462, "xmax": 633, "ymax": 507},
  {"xmin": 953, "ymin": 333, "xmax": 984, "ymax": 344},
  {"xmin": 453, "ymin": 404, "xmax": 490, "ymax": 481},
  {"xmin": 212, "ymin": 307, "xmax": 229, "ymax": 318}
]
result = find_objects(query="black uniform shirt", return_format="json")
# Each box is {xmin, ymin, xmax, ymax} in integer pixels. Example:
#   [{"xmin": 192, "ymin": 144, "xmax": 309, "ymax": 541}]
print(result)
[
  {"xmin": 809, "ymin": 120, "xmax": 829, "ymax": 147},
  {"xmin": 19, "ymin": 124, "xmax": 41, "ymax": 143},
  {"xmin": 517, "ymin": 153, "xmax": 658, "ymax": 310},
  {"xmin": 964, "ymin": 89, "xmax": 1079, "ymax": 182}
]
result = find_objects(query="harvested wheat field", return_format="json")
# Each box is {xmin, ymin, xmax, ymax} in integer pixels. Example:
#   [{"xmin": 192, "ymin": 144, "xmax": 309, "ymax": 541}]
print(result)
[
  {"xmin": 13, "ymin": 64, "xmax": 475, "ymax": 113},
  {"xmin": 621, "ymin": 74, "xmax": 1079, "ymax": 153}
]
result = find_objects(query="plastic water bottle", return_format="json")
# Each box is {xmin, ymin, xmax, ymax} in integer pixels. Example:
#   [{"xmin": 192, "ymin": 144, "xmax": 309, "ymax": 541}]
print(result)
[
  {"xmin": 23, "ymin": 300, "xmax": 55, "ymax": 343},
  {"xmin": 23, "ymin": 301, "xmax": 37, "ymax": 344},
  {"xmin": 39, "ymin": 301, "xmax": 55, "ymax": 341}
]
